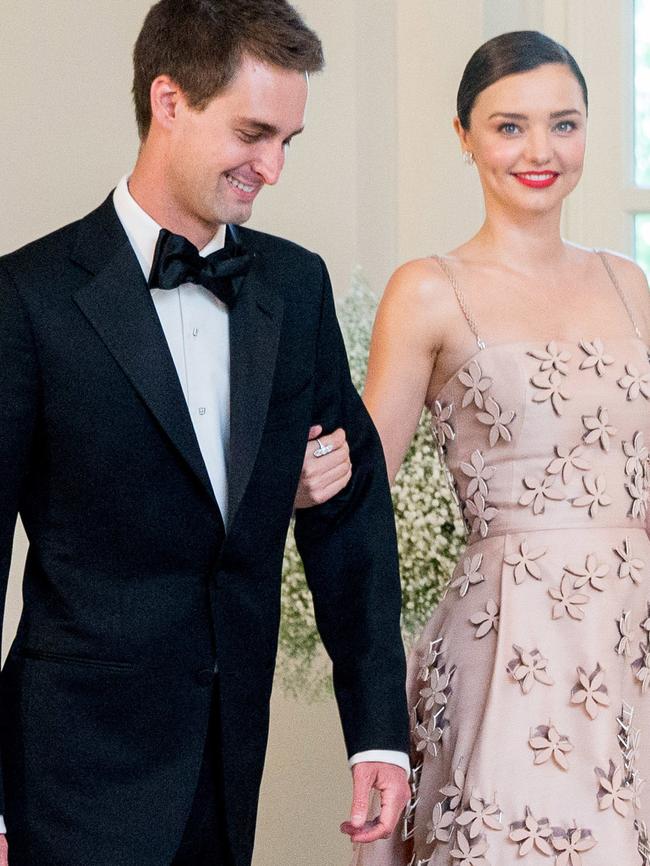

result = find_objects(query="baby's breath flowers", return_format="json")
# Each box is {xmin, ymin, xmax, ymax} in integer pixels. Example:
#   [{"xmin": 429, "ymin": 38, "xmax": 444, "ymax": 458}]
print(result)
[{"xmin": 278, "ymin": 271, "xmax": 466, "ymax": 697}]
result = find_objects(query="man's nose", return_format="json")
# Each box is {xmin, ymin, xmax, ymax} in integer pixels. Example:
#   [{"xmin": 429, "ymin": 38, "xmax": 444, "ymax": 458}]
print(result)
[{"xmin": 253, "ymin": 143, "xmax": 286, "ymax": 186}]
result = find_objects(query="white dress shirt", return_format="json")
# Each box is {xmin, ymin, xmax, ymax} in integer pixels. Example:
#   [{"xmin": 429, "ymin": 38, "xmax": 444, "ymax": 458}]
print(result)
[{"xmin": 113, "ymin": 176, "xmax": 231, "ymax": 525}]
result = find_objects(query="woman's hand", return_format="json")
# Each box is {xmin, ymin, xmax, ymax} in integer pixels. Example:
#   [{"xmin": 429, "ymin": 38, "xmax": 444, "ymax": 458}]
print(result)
[{"xmin": 294, "ymin": 425, "xmax": 352, "ymax": 508}]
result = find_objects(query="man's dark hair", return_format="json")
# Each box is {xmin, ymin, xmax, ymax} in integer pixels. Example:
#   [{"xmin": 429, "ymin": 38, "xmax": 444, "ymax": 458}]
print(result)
[
  {"xmin": 133, "ymin": 0, "xmax": 324, "ymax": 140},
  {"xmin": 457, "ymin": 30, "xmax": 588, "ymax": 130}
]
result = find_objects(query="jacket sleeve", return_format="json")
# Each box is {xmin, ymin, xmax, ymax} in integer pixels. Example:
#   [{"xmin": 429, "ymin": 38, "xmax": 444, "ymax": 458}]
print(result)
[
  {"xmin": 0, "ymin": 261, "xmax": 40, "ymax": 815},
  {"xmin": 294, "ymin": 256, "xmax": 410, "ymax": 759}
]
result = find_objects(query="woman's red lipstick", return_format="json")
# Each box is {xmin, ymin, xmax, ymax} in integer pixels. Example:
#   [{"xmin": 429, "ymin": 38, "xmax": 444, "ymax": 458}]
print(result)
[{"xmin": 513, "ymin": 171, "xmax": 560, "ymax": 188}]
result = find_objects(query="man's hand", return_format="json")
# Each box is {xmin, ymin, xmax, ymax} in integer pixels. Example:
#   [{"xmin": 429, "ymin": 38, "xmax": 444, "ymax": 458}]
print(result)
[
  {"xmin": 1, "ymin": 833, "xmax": 8, "ymax": 866},
  {"xmin": 340, "ymin": 762, "xmax": 411, "ymax": 844},
  {"xmin": 293, "ymin": 425, "xmax": 351, "ymax": 509}
]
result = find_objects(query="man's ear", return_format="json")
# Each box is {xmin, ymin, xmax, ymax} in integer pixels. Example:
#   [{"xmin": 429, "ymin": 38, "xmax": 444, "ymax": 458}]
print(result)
[{"xmin": 150, "ymin": 75, "xmax": 183, "ymax": 132}]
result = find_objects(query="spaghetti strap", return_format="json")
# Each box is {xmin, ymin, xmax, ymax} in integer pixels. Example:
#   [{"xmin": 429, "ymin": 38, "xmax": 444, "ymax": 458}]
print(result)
[
  {"xmin": 594, "ymin": 250, "xmax": 643, "ymax": 340},
  {"xmin": 432, "ymin": 255, "xmax": 487, "ymax": 350}
]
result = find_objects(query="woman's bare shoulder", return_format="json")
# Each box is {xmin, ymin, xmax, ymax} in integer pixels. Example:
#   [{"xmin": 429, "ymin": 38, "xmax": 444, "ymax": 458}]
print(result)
[{"xmin": 594, "ymin": 248, "xmax": 647, "ymax": 290}]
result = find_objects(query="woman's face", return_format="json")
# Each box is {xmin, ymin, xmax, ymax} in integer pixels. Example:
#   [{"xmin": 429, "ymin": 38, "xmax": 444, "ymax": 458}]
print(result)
[{"xmin": 457, "ymin": 63, "xmax": 587, "ymax": 218}]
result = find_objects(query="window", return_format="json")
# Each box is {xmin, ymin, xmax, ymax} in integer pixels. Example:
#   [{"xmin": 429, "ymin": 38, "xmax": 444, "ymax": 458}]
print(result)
[{"xmin": 634, "ymin": 0, "xmax": 650, "ymax": 274}]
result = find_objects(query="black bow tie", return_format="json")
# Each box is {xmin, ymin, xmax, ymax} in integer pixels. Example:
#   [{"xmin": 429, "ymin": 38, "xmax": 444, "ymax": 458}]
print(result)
[{"xmin": 148, "ymin": 228, "xmax": 252, "ymax": 307}]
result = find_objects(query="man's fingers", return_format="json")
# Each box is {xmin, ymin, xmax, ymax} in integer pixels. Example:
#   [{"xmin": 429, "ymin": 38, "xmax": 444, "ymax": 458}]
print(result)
[
  {"xmin": 374, "ymin": 785, "xmax": 406, "ymax": 839},
  {"xmin": 344, "ymin": 819, "xmax": 393, "ymax": 844},
  {"xmin": 0, "ymin": 833, "xmax": 8, "ymax": 866},
  {"xmin": 339, "ymin": 817, "xmax": 380, "ymax": 837},
  {"xmin": 349, "ymin": 769, "xmax": 373, "ymax": 828},
  {"xmin": 342, "ymin": 764, "xmax": 411, "ymax": 845}
]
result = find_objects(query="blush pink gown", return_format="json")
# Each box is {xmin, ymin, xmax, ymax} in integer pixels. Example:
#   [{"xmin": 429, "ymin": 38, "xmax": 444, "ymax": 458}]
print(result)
[{"xmin": 352, "ymin": 252, "xmax": 650, "ymax": 866}]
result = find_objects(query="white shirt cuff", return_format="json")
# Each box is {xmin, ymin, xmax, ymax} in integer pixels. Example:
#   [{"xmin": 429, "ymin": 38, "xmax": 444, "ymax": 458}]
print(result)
[
  {"xmin": 0, "ymin": 815, "xmax": 6, "ymax": 834},
  {"xmin": 348, "ymin": 750, "xmax": 411, "ymax": 776}
]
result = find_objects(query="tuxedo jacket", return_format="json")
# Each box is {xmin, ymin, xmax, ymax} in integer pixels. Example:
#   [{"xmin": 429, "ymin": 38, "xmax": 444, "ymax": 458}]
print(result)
[{"xmin": 0, "ymin": 195, "xmax": 409, "ymax": 866}]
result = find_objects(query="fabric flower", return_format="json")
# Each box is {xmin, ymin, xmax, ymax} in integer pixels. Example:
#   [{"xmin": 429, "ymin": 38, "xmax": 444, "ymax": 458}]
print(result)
[
  {"xmin": 440, "ymin": 767, "xmax": 465, "ymax": 809},
  {"xmin": 419, "ymin": 667, "xmax": 453, "ymax": 711},
  {"xmin": 414, "ymin": 717, "xmax": 443, "ymax": 757},
  {"xmin": 432, "ymin": 400, "xmax": 455, "ymax": 448},
  {"xmin": 564, "ymin": 554, "xmax": 609, "ymax": 592},
  {"xmin": 505, "ymin": 539, "xmax": 547, "ymax": 583},
  {"xmin": 549, "ymin": 574, "xmax": 589, "ymax": 620},
  {"xmin": 570, "ymin": 664, "xmax": 610, "ymax": 719},
  {"xmin": 641, "ymin": 604, "xmax": 650, "ymax": 634},
  {"xmin": 531, "ymin": 369, "xmax": 571, "ymax": 415},
  {"xmin": 459, "ymin": 360, "xmax": 493, "ymax": 409},
  {"xmin": 508, "ymin": 645, "xmax": 554, "ymax": 694},
  {"xmin": 426, "ymin": 800, "xmax": 456, "ymax": 844},
  {"xmin": 618, "ymin": 362, "xmax": 650, "ymax": 400},
  {"xmin": 617, "ymin": 702, "xmax": 639, "ymax": 774},
  {"xmin": 477, "ymin": 397, "xmax": 515, "ymax": 447},
  {"xmin": 546, "ymin": 444, "xmax": 591, "ymax": 484},
  {"xmin": 552, "ymin": 827, "xmax": 597, "ymax": 865},
  {"xmin": 529, "ymin": 342, "xmax": 571, "ymax": 375},
  {"xmin": 630, "ymin": 773, "xmax": 645, "ymax": 811},
  {"xmin": 623, "ymin": 432, "xmax": 648, "ymax": 478},
  {"xmin": 632, "ymin": 644, "xmax": 650, "ymax": 694},
  {"xmin": 519, "ymin": 476, "xmax": 565, "ymax": 515},
  {"xmin": 456, "ymin": 793, "xmax": 503, "ymax": 837},
  {"xmin": 460, "ymin": 450, "xmax": 495, "ymax": 498},
  {"xmin": 508, "ymin": 807, "xmax": 554, "ymax": 856},
  {"xmin": 572, "ymin": 473, "xmax": 612, "ymax": 518},
  {"xmin": 418, "ymin": 638, "xmax": 445, "ymax": 682},
  {"xmin": 616, "ymin": 610, "xmax": 634, "ymax": 658},
  {"xmin": 582, "ymin": 407, "xmax": 617, "ymax": 451},
  {"xmin": 614, "ymin": 537, "xmax": 645, "ymax": 584},
  {"xmin": 450, "ymin": 829, "xmax": 490, "ymax": 865},
  {"xmin": 626, "ymin": 472, "xmax": 648, "ymax": 521},
  {"xmin": 528, "ymin": 723, "xmax": 573, "ymax": 770},
  {"xmin": 636, "ymin": 820, "xmax": 650, "ymax": 860},
  {"xmin": 464, "ymin": 493, "xmax": 498, "ymax": 539},
  {"xmin": 596, "ymin": 760, "xmax": 633, "ymax": 816},
  {"xmin": 450, "ymin": 553, "xmax": 485, "ymax": 597},
  {"xmin": 579, "ymin": 338, "xmax": 615, "ymax": 376},
  {"xmin": 470, "ymin": 599, "xmax": 499, "ymax": 638}
]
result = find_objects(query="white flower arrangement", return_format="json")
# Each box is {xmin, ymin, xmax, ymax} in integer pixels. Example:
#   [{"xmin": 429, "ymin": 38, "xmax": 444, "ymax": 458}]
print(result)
[{"xmin": 279, "ymin": 270, "xmax": 467, "ymax": 698}]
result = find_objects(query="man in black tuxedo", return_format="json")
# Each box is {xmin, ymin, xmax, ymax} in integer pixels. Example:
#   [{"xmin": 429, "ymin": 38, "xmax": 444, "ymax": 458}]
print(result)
[{"xmin": 0, "ymin": 2, "xmax": 410, "ymax": 864}]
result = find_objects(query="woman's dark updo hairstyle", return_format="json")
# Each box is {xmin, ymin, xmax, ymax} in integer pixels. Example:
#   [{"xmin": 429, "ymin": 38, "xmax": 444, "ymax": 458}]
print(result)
[{"xmin": 457, "ymin": 30, "xmax": 588, "ymax": 130}]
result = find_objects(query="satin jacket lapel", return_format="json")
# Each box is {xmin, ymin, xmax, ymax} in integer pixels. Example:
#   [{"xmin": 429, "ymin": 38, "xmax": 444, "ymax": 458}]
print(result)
[
  {"xmin": 71, "ymin": 200, "xmax": 220, "ymax": 516},
  {"xmin": 228, "ymin": 242, "xmax": 284, "ymax": 527}
]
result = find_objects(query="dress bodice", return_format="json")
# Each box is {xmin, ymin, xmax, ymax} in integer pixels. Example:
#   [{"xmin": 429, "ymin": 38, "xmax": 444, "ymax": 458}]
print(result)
[{"xmin": 432, "ymin": 337, "xmax": 650, "ymax": 541}]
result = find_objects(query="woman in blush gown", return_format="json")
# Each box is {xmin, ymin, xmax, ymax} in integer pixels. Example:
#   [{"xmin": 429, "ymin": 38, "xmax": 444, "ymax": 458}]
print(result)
[{"xmin": 298, "ymin": 30, "xmax": 650, "ymax": 866}]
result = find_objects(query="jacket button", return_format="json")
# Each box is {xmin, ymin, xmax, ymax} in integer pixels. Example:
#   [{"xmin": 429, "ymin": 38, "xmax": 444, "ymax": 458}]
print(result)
[{"xmin": 195, "ymin": 668, "xmax": 214, "ymax": 687}]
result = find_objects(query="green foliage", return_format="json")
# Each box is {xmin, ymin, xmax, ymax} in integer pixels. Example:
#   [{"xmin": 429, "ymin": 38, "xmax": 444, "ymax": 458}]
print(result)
[{"xmin": 278, "ymin": 270, "xmax": 466, "ymax": 699}]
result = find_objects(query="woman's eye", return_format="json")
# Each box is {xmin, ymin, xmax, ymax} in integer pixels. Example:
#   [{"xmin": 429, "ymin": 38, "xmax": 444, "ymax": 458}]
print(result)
[
  {"xmin": 498, "ymin": 122, "xmax": 520, "ymax": 135},
  {"xmin": 238, "ymin": 132, "xmax": 261, "ymax": 143},
  {"xmin": 554, "ymin": 120, "xmax": 576, "ymax": 134}
]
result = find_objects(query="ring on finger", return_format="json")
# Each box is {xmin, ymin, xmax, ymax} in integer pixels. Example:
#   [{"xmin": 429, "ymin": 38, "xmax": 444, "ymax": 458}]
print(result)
[{"xmin": 313, "ymin": 437, "xmax": 334, "ymax": 458}]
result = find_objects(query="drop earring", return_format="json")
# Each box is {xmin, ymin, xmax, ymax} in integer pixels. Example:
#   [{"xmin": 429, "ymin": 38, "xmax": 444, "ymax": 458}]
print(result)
[{"xmin": 463, "ymin": 151, "xmax": 475, "ymax": 167}]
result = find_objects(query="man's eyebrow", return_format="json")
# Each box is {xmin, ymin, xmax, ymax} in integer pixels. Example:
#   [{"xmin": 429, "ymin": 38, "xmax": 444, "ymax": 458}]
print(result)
[{"xmin": 234, "ymin": 119, "xmax": 305, "ymax": 138}]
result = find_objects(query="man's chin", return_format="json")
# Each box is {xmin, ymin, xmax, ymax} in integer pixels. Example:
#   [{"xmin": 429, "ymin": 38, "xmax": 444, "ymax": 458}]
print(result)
[{"xmin": 220, "ymin": 202, "xmax": 254, "ymax": 227}]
